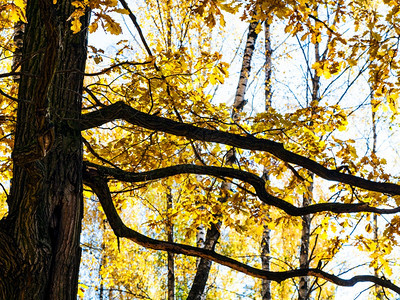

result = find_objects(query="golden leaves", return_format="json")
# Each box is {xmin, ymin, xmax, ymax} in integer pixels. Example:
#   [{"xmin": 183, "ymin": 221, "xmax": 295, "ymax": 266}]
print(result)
[
  {"xmin": 69, "ymin": 0, "xmax": 123, "ymax": 34},
  {"xmin": 102, "ymin": 14, "xmax": 121, "ymax": 35}
]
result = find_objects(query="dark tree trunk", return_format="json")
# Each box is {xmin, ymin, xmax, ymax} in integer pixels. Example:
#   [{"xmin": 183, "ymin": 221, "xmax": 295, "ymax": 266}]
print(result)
[
  {"xmin": 0, "ymin": 0, "xmax": 89, "ymax": 298},
  {"xmin": 186, "ymin": 223, "xmax": 220, "ymax": 300}
]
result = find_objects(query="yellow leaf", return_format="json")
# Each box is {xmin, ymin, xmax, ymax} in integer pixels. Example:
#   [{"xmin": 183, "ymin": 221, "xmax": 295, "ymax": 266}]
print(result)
[
  {"xmin": 14, "ymin": 0, "xmax": 25, "ymax": 8},
  {"xmin": 9, "ymin": 6, "xmax": 20, "ymax": 22},
  {"xmin": 365, "ymin": 222, "xmax": 372, "ymax": 233},
  {"xmin": 255, "ymin": 22, "xmax": 262, "ymax": 34},
  {"xmin": 114, "ymin": 8, "xmax": 129, "ymax": 14},
  {"xmin": 71, "ymin": 18, "xmax": 82, "ymax": 34},
  {"xmin": 71, "ymin": 1, "xmax": 84, "ymax": 8},
  {"xmin": 104, "ymin": 0, "xmax": 118, "ymax": 7},
  {"xmin": 89, "ymin": 22, "xmax": 98, "ymax": 33},
  {"xmin": 104, "ymin": 16, "xmax": 122, "ymax": 35}
]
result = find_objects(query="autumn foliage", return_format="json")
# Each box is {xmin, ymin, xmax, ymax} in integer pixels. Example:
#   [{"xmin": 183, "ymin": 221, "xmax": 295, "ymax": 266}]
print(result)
[{"xmin": 2, "ymin": 0, "xmax": 400, "ymax": 299}]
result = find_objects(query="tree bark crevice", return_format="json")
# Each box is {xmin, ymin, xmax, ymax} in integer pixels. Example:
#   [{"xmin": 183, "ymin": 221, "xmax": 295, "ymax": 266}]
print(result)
[{"xmin": 1, "ymin": 0, "xmax": 90, "ymax": 297}]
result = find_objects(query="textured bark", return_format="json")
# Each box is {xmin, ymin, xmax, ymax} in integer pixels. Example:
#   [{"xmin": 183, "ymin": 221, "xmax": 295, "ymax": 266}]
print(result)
[
  {"xmin": 0, "ymin": 0, "xmax": 89, "ymax": 298},
  {"xmin": 298, "ymin": 176, "xmax": 312, "ymax": 300},
  {"xmin": 187, "ymin": 223, "xmax": 220, "ymax": 300},
  {"xmin": 261, "ymin": 223, "xmax": 271, "ymax": 300},
  {"xmin": 167, "ymin": 191, "xmax": 175, "ymax": 300},
  {"xmin": 261, "ymin": 20, "xmax": 272, "ymax": 300},
  {"xmin": 232, "ymin": 21, "xmax": 259, "ymax": 121},
  {"xmin": 299, "ymin": 33, "xmax": 320, "ymax": 299}
]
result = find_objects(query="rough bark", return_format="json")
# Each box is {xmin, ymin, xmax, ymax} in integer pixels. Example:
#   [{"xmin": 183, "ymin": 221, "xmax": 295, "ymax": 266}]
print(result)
[
  {"xmin": 186, "ymin": 223, "xmax": 220, "ymax": 300},
  {"xmin": 0, "ymin": 0, "xmax": 89, "ymax": 298}
]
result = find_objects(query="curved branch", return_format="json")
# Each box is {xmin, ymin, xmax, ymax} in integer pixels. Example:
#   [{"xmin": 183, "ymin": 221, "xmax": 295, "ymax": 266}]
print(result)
[
  {"xmin": 79, "ymin": 102, "xmax": 400, "ymax": 195},
  {"xmin": 82, "ymin": 167, "xmax": 400, "ymax": 295},
  {"xmin": 58, "ymin": 60, "xmax": 153, "ymax": 77},
  {"xmin": 85, "ymin": 162, "xmax": 400, "ymax": 216},
  {"xmin": 0, "ymin": 87, "xmax": 19, "ymax": 102}
]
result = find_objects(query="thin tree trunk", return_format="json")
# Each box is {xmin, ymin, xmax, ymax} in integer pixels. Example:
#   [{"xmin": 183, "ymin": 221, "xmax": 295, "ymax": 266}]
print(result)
[
  {"xmin": 188, "ymin": 177, "xmax": 209, "ymax": 300},
  {"xmin": 186, "ymin": 223, "xmax": 220, "ymax": 300},
  {"xmin": 0, "ymin": 0, "xmax": 89, "ymax": 297},
  {"xmin": 298, "ymin": 178, "xmax": 312, "ymax": 300},
  {"xmin": 299, "ymin": 32, "xmax": 320, "ymax": 300},
  {"xmin": 261, "ymin": 20, "xmax": 272, "ymax": 300},
  {"xmin": 165, "ymin": 5, "xmax": 175, "ymax": 298},
  {"xmin": 99, "ymin": 219, "xmax": 107, "ymax": 300},
  {"xmin": 167, "ymin": 191, "xmax": 175, "ymax": 300},
  {"xmin": 261, "ymin": 223, "xmax": 271, "ymax": 299},
  {"xmin": 188, "ymin": 19, "xmax": 260, "ymax": 300},
  {"xmin": 370, "ymin": 88, "xmax": 383, "ymax": 299},
  {"xmin": 232, "ymin": 21, "xmax": 259, "ymax": 121}
]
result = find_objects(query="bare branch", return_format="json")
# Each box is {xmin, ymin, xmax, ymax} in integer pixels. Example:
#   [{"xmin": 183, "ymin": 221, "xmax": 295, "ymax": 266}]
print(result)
[
  {"xmin": 82, "ymin": 168, "xmax": 400, "ymax": 295},
  {"xmin": 58, "ymin": 60, "xmax": 153, "ymax": 77},
  {"xmin": 0, "ymin": 87, "xmax": 19, "ymax": 102},
  {"xmin": 80, "ymin": 102, "xmax": 400, "ymax": 195},
  {"xmin": 119, "ymin": 0, "xmax": 154, "ymax": 58},
  {"xmin": 85, "ymin": 162, "xmax": 400, "ymax": 216}
]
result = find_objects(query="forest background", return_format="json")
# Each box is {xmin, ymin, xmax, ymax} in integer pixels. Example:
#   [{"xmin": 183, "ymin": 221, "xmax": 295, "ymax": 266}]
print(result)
[{"xmin": 2, "ymin": 0, "xmax": 400, "ymax": 299}]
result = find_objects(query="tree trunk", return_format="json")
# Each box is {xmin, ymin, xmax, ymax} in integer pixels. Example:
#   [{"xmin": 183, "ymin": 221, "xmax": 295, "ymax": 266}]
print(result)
[
  {"xmin": 187, "ymin": 21, "xmax": 261, "ymax": 298},
  {"xmin": 261, "ymin": 223, "xmax": 271, "ymax": 299},
  {"xmin": 261, "ymin": 19, "xmax": 273, "ymax": 300},
  {"xmin": 167, "ymin": 191, "xmax": 175, "ymax": 300},
  {"xmin": 186, "ymin": 223, "xmax": 220, "ymax": 300},
  {"xmin": 232, "ymin": 21, "xmax": 259, "ymax": 121},
  {"xmin": 298, "ymin": 180, "xmax": 312, "ymax": 300},
  {"xmin": 0, "ymin": 0, "xmax": 89, "ymax": 298}
]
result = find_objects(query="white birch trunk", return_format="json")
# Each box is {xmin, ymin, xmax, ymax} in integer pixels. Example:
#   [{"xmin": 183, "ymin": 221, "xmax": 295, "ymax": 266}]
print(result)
[
  {"xmin": 261, "ymin": 20, "xmax": 272, "ymax": 300},
  {"xmin": 232, "ymin": 21, "xmax": 259, "ymax": 121}
]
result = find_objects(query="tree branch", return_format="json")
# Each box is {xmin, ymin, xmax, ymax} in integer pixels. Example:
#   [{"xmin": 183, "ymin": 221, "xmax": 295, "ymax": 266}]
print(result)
[
  {"xmin": 58, "ymin": 60, "xmax": 153, "ymax": 77},
  {"xmin": 82, "ymin": 167, "xmax": 400, "ymax": 295},
  {"xmin": 79, "ymin": 102, "xmax": 400, "ymax": 195},
  {"xmin": 85, "ymin": 162, "xmax": 400, "ymax": 216},
  {"xmin": 119, "ymin": 0, "xmax": 153, "ymax": 58}
]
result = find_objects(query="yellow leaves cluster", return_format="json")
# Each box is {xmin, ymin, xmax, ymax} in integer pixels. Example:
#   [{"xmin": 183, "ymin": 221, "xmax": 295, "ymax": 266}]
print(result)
[
  {"xmin": 312, "ymin": 60, "xmax": 344, "ymax": 79},
  {"xmin": 5, "ymin": 0, "xmax": 26, "ymax": 23},
  {"xmin": 69, "ymin": 0, "xmax": 124, "ymax": 34},
  {"xmin": 192, "ymin": 0, "xmax": 237, "ymax": 27}
]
